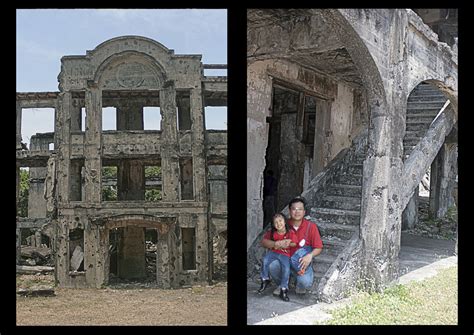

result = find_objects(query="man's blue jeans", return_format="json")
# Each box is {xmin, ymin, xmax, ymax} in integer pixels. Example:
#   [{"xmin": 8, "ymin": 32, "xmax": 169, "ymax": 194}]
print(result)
[
  {"xmin": 290, "ymin": 246, "xmax": 313, "ymax": 273},
  {"xmin": 268, "ymin": 250, "xmax": 314, "ymax": 291},
  {"xmin": 261, "ymin": 251, "xmax": 291, "ymax": 290}
]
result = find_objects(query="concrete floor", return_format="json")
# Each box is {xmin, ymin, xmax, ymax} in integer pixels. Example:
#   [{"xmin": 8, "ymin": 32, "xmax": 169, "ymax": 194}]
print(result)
[{"xmin": 247, "ymin": 232, "xmax": 456, "ymax": 325}]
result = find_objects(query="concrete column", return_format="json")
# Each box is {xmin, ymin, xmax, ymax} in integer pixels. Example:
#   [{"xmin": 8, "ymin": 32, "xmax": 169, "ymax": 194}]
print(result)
[
  {"xmin": 84, "ymin": 86, "xmax": 102, "ymax": 203},
  {"xmin": 429, "ymin": 143, "xmax": 457, "ymax": 219},
  {"xmin": 118, "ymin": 160, "xmax": 145, "ymax": 200},
  {"xmin": 117, "ymin": 226, "xmax": 146, "ymax": 280},
  {"xmin": 402, "ymin": 187, "xmax": 418, "ymax": 230},
  {"xmin": 359, "ymin": 102, "xmax": 402, "ymax": 291},
  {"xmin": 16, "ymin": 225, "xmax": 21, "ymax": 264},
  {"xmin": 69, "ymin": 160, "xmax": 83, "ymax": 201},
  {"xmin": 28, "ymin": 136, "xmax": 49, "ymax": 218},
  {"xmin": 16, "ymin": 101, "xmax": 22, "ymax": 149},
  {"xmin": 56, "ymin": 92, "xmax": 72, "ymax": 204},
  {"xmin": 160, "ymin": 82, "xmax": 179, "ymax": 202},
  {"xmin": 190, "ymin": 88, "xmax": 208, "ymax": 202},
  {"xmin": 70, "ymin": 100, "xmax": 82, "ymax": 132},
  {"xmin": 194, "ymin": 214, "xmax": 209, "ymax": 282},
  {"xmin": 156, "ymin": 228, "xmax": 171, "ymax": 288},
  {"xmin": 117, "ymin": 104, "xmax": 144, "ymax": 130}
]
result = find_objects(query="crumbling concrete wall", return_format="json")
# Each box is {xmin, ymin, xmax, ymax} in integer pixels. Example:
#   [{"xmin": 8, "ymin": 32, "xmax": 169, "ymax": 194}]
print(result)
[
  {"xmin": 247, "ymin": 9, "xmax": 457, "ymax": 293},
  {"xmin": 247, "ymin": 56, "xmax": 364, "ymax": 249},
  {"xmin": 17, "ymin": 36, "xmax": 227, "ymax": 289}
]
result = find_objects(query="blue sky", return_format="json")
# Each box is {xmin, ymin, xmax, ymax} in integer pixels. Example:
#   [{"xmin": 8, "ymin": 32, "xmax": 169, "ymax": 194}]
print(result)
[{"xmin": 17, "ymin": 9, "xmax": 227, "ymax": 145}]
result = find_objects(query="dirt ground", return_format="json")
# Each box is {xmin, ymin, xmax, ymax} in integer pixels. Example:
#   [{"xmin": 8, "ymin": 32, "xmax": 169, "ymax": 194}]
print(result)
[{"xmin": 16, "ymin": 274, "xmax": 227, "ymax": 326}]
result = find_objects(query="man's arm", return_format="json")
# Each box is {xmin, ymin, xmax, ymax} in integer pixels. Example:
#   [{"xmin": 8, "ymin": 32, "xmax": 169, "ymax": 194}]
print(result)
[
  {"xmin": 311, "ymin": 247, "xmax": 322, "ymax": 257},
  {"xmin": 262, "ymin": 238, "xmax": 291, "ymax": 250}
]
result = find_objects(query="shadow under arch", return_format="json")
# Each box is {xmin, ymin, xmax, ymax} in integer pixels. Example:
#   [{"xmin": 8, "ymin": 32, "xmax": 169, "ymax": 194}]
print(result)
[{"xmin": 320, "ymin": 9, "xmax": 387, "ymax": 116}]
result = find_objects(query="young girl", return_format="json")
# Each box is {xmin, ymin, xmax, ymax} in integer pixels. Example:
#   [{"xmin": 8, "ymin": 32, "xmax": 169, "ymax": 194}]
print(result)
[{"xmin": 257, "ymin": 213, "xmax": 298, "ymax": 301}]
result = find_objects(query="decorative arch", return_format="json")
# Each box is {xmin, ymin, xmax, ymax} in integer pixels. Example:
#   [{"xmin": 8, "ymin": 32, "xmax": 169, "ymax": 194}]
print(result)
[
  {"xmin": 93, "ymin": 51, "xmax": 167, "ymax": 90},
  {"xmin": 321, "ymin": 9, "xmax": 387, "ymax": 113},
  {"xmin": 408, "ymin": 79, "xmax": 458, "ymax": 115}
]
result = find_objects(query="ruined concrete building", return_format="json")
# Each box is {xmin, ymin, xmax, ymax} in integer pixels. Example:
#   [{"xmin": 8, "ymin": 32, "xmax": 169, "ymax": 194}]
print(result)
[
  {"xmin": 247, "ymin": 9, "xmax": 457, "ymax": 301},
  {"xmin": 16, "ymin": 36, "xmax": 227, "ymax": 288}
]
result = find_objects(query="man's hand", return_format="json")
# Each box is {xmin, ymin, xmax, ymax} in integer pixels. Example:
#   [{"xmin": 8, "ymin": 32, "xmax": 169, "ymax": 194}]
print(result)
[
  {"xmin": 299, "ymin": 253, "xmax": 313, "ymax": 271},
  {"xmin": 274, "ymin": 239, "xmax": 291, "ymax": 249}
]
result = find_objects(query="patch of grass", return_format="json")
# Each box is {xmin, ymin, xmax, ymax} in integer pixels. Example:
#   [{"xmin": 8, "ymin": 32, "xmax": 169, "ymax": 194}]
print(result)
[{"xmin": 317, "ymin": 266, "xmax": 457, "ymax": 325}]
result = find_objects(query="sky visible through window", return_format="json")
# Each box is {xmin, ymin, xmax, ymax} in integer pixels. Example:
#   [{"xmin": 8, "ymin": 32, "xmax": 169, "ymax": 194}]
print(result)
[{"xmin": 17, "ymin": 9, "xmax": 227, "ymax": 146}]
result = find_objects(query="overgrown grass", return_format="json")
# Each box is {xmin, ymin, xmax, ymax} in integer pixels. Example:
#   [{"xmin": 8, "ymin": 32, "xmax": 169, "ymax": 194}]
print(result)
[{"xmin": 317, "ymin": 266, "xmax": 457, "ymax": 325}]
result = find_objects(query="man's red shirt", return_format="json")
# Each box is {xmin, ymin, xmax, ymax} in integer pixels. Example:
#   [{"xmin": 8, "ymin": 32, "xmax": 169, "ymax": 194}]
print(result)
[{"xmin": 288, "ymin": 218, "xmax": 323, "ymax": 256}]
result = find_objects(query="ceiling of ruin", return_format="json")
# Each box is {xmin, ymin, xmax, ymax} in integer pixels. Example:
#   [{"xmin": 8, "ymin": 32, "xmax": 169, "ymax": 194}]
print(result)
[{"xmin": 248, "ymin": 9, "xmax": 364, "ymax": 88}]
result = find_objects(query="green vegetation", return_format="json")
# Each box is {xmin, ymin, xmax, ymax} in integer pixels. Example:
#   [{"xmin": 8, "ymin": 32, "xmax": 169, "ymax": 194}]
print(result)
[
  {"xmin": 318, "ymin": 266, "xmax": 457, "ymax": 325},
  {"xmin": 101, "ymin": 166, "xmax": 162, "ymax": 201},
  {"xmin": 17, "ymin": 168, "xmax": 30, "ymax": 217},
  {"xmin": 145, "ymin": 166, "xmax": 161, "ymax": 201},
  {"xmin": 102, "ymin": 166, "xmax": 118, "ymax": 201}
]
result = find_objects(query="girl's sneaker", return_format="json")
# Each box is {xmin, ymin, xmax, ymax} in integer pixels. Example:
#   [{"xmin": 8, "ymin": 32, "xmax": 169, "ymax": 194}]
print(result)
[{"xmin": 257, "ymin": 279, "xmax": 271, "ymax": 294}]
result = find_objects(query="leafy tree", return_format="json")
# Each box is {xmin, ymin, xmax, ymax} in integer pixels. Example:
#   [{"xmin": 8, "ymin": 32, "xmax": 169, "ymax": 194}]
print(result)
[
  {"xmin": 102, "ymin": 166, "xmax": 117, "ymax": 201},
  {"xmin": 17, "ymin": 168, "xmax": 29, "ymax": 217},
  {"xmin": 145, "ymin": 166, "xmax": 161, "ymax": 178},
  {"xmin": 145, "ymin": 189, "xmax": 162, "ymax": 201}
]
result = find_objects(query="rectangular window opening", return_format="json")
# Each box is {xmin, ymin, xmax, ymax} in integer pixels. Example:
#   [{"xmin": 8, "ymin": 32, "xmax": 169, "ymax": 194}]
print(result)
[
  {"xmin": 102, "ymin": 166, "xmax": 118, "ymax": 201},
  {"xmin": 181, "ymin": 228, "xmax": 196, "ymax": 270},
  {"xmin": 21, "ymin": 108, "xmax": 55, "ymax": 149},
  {"xmin": 204, "ymin": 106, "xmax": 227, "ymax": 130},
  {"xmin": 177, "ymin": 92, "xmax": 191, "ymax": 131},
  {"xmin": 81, "ymin": 107, "xmax": 86, "ymax": 132},
  {"xmin": 69, "ymin": 228, "xmax": 85, "ymax": 272},
  {"xmin": 144, "ymin": 107, "xmax": 161, "ymax": 130},
  {"xmin": 69, "ymin": 159, "xmax": 85, "ymax": 201},
  {"xmin": 145, "ymin": 165, "xmax": 162, "ymax": 202},
  {"xmin": 102, "ymin": 107, "xmax": 117, "ymax": 131}
]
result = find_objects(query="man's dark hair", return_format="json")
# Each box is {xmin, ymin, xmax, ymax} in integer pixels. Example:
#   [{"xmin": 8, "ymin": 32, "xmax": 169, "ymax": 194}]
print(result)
[{"xmin": 288, "ymin": 196, "xmax": 306, "ymax": 210}]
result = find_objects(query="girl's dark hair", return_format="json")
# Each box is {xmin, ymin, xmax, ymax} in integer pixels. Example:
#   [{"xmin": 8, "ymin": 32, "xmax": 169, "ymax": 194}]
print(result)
[{"xmin": 269, "ymin": 213, "xmax": 291, "ymax": 241}]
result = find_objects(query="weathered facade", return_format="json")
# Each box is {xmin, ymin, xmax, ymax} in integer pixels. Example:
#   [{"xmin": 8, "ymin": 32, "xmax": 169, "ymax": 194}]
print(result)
[
  {"xmin": 247, "ymin": 9, "xmax": 457, "ymax": 301},
  {"xmin": 16, "ymin": 36, "xmax": 227, "ymax": 288}
]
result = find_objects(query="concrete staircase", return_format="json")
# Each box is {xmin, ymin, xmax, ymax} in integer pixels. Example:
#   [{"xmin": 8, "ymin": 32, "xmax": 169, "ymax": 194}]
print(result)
[
  {"xmin": 307, "ymin": 154, "xmax": 364, "ymax": 289},
  {"xmin": 403, "ymin": 82, "xmax": 448, "ymax": 160}
]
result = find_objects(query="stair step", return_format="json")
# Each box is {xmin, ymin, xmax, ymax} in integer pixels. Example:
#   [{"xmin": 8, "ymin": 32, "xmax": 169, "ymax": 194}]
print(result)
[
  {"xmin": 320, "ymin": 195, "xmax": 361, "ymax": 211},
  {"xmin": 406, "ymin": 112, "xmax": 439, "ymax": 119},
  {"xmin": 406, "ymin": 107, "xmax": 443, "ymax": 113},
  {"xmin": 405, "ymin": 119, "xmax": 435, "ymax": 125},
  {"xmin": 311, "ymin": 207, "xmax": 360, "ymax": 225},
  {"xmin": 408, "ymin": 94, "xmax": 446, "ymax": 100},
  {"xmin": 316, "ymin": 220, "xmax": 359, "ymax": 240},
  {"xmin": 336, "ymin": 174, "xmax": 362, "ymax": 186},
  {"xmin": 320, "ymin": 237, "xmax": 347, "ymax": 256},
  {"xmin": 405, "ymin": 123, "xmax": 431, "ymax": 132},
  {"xmin": 327, "ymin": 184, "xmax": 362, "ymax": 197},
  {"xmin": 347, "ymin": 164, "xmax": 363, "ymax": 175},
  {"xmin": 404, "ymin": 130, "xmax": 429, "ymax": 138},
  {"xmin": 406, "ymin": 98, "xmax": 447, "ymax": 104}
]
